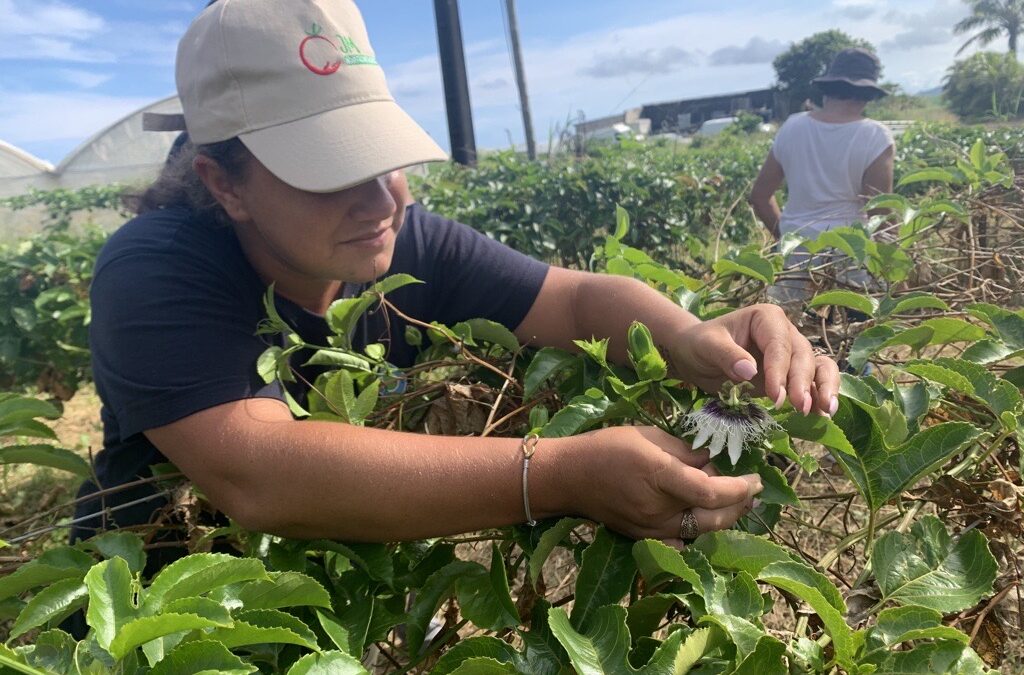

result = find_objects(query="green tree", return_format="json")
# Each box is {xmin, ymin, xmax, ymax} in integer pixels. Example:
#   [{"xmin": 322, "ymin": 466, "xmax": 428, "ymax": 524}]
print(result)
[
  {"xmin": 954, "ymin": 0, "xmax": 1024, "ymax": 56},
  {"xmin": 772, "ymin": 30, "xmax": 875, "ymax": 115},
  {"xmin": 943, "ymin": 51, "xmax": 1024, "ymax": 118}
]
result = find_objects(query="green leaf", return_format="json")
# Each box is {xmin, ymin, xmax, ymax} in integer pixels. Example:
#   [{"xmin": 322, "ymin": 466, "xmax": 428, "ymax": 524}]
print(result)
[
  {"xmin": 713, "ymin": 252, "xmax": 774, "ymax": 284},
  {"xmin": 758, "ymin": 562, "xmax": 857, "ymax": 669},
  {"xmin": 236, "ymin": 572, "xmax": 331, "ymax": 611},
  {"xmin": 303, "ymin": 349, "xmax": 372, "ymax": 371},
  {"xmin": 108, "ymin": 612, "xmax": 231, "ymax": 660},
  {"xmin": 869, "ymin": 605, "xmax": 968, "ymax": 648},
  {"xmin": 781, "ymin": 412, "xmax": 855, "ymax": 456},
  {"xmin": 874, "ymin": 641, "xmax": 993, "ymax": 674},
  {"xmin": 457, "ymin": 544, "xmax": 520, "ymax": 632},
  {"xmin": 1006, "ymin": 365, "xmax": 1024, "ymax": 390},
  {"xmin": 0, "ymin": 645, "xmax": 51, "ymax": 675},
  {"xmin": 570, "ymin": 527, "xmax": 637, "ymax": 631},
  {"xmin": 523, "ymin": 348, "xmax": 577, "ymax": 400},
  {"xmin": 880, "ymin": 318, "xmax": 987, "ymax": 352},
  {"xmin": 698, "ymin": 614, "xmax": 765, "ymax": 661},
  {"xmin": 0, "ymin": 560, "xmax": 88, "ymax": 603},
  {"xmin": 314, "ymin": 608, "xmax": 353, "ymax": 655},
  {"xmin": 9, "ymin": 578, "xmax": 88, "ymax": 639},
  {"xmin": 205, "ymin": 608, "xmax": 320, "ymax": 651},
  {"xmin": 370, "ymin": 273, "xmax": 423, "ymax": 297},
  {"xmin": 149, "ymin": 640, "xmax": 257, "ymax": 675},
  {"xmin": 897, "ymin": 168, "xmax": 958, "ymax": 187},
  {"xmin": 573, "ymin": 337, "xmax": 610, "ymax": 369},
  {"xmin": 905, "ymin": 358, "xmax": 1021, "ymax": 417},
  {"xmin": 286, "ymin": 651, "xmax": 369, "ymax": 675},
  {"xmin": 730, "ymin": 635, "xmax": 787, "ymax": 675},
  {"xmin": 20, "ymin": 629, "xmax": 77, "ymax": 674},
  {"xmin": 431, "ymin": 637, "xmax": 519, "ymax": 675},
  {"xmin": 81, "ymin": 532, "xmax": 146, "ymax": 575},
  {"xmin": 306, "ymin": 541, "xmax": 394, "ymax": 586},
  {"xmin": 632, "ymin": 539, "xmax": 703, "ymax": 591},
  {"xmin": 625, "ymin": 595, "xmax": 678, "ymax": 640},
  {"xmin": 614, "ymin": 204, "xmax": 630, "ymax": 239},
  {"xmin": 548, "ymin": 605, "xmax": 631, "ymax": 675},
  {"xmin": 830, "ymin": 399, "xmax": 981, "ymax": 512},
  {"xmin": 529, "ymin": 518, "xmax": 587, "ymax": 586},
  {"xmin": 84, "ymin": 557, "xmax": 137, "ymax": 652},
  {"xmin": 464, "ymin": 318, "xmax": 520, "ymax": 352},
  {"xmin": 541, "ymin": 391, "xmax": 628, "ymax": 438},
  {"xmin": 0, "ymin": 444, "xmax": 90, "ymax": 477},
  {"xmin": 872, "ymin": 515, "xmax": 997, "ymax": 613},
  {"xmin": 142, "ymin": 553, "xmax": 268, "ymax": 615},
  {"xmin": 808, "ymin": 290, "xmax": 878, "ymax": 317},
  {"xmin": 848, "ymin": 325, "xmax": 897, "ymax": 371},
  {"xmin": 257, "ymin": 346, "xmax": 283, "ymax": 384},
  {"xmin": 447, "ymin": 658, "xmax": 518, "ymax": 674},
  {"xmin": 877, "ymin": 293, "xmax": 950, "ymax": 317},
  {"xmin": 406, "ymin": 560, "xmax": 483, "ymax": 655}
]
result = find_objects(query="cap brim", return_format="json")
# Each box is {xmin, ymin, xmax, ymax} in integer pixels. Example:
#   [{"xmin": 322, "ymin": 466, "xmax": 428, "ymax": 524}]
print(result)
[
  {"xmin": 812, "ymin": 76, "xmax": 888, "ymax": 97},
  {"xmin": 239, "ymin": 99, "xmax": 448, "ymax": 193}
]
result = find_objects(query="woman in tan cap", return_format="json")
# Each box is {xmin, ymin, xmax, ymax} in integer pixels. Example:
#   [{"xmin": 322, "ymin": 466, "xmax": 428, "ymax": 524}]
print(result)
[
  {"xmin": 750, "ymin": 47, "xmax": 895, "ymax": 309},
  {"xmin": 72, "ymin": 0, "xmax": 838, "ymax": 566}
]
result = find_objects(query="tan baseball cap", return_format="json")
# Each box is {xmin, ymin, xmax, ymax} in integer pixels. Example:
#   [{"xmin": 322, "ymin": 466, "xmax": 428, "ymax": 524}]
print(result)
[{"xmin": 145, "ymin": 0, "xmax": 448, "ymax": 192}]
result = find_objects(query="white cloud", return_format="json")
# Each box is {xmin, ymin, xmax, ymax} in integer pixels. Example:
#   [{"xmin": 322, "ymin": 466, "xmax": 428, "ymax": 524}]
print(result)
[
  {"xmin": 56, "ymin": 68, "xmax": 112, "ymax": 89},
  {"xmin": 710, "ymin": 37, "xmax": 787, "ymax": 66},
  {"xmin": 0, "ymin": 91, "xmax": 151, "ymax": 144},
  {"xmin": 0, "ymin": 0, "xmax": 105, "ymax": 38}
]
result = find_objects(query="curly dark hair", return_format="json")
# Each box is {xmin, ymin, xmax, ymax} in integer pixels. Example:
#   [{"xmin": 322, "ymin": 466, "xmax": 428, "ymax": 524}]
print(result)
[{"xmin": 125, "ymin": 137, "xmax": 252, "ymax": 227}]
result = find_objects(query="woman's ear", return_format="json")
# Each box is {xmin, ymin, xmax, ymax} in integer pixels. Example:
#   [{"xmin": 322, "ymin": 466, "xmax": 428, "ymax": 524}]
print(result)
[{"xmin": 193, "ymin": 154, "xmax": 251, "ymax": 222}]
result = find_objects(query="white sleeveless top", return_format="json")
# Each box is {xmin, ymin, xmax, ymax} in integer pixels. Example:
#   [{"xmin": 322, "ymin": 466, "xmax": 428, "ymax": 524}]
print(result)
[{"xmin": 771, "ymin": 112, "xmax": 894, "ymax": 238}]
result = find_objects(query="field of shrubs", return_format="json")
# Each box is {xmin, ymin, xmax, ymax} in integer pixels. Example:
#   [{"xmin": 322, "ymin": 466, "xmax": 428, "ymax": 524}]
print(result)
[{"xmin": 0, "ymin": 122, "xmax": 1023, "ymax": 673}]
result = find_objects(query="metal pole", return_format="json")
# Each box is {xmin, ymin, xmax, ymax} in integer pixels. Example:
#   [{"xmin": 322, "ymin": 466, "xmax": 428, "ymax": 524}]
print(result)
[
  {"xmin": 433, "ymin": 0, "xmax": 477, "ymax": 166},
  {"xmin": 504, "ymin": 0, "xmax": 536, "ymax": 160}
]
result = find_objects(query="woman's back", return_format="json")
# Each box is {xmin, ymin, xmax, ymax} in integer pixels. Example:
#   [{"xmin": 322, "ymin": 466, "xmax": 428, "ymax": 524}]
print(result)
[{"xmin": 771, "ymin": 112, "xmax": 894, "ymax": 237}]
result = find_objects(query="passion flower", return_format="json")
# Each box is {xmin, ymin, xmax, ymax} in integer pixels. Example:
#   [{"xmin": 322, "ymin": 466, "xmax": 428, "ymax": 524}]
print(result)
[{"xmin": 682, "ymin": 383, "xmax": 778, "ymax": 465}]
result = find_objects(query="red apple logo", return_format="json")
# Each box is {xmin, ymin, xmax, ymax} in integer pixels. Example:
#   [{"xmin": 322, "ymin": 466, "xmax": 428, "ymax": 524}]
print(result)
[{"xmin": 299, "ymin": 23, "xmax": 341, "ymax": 76}]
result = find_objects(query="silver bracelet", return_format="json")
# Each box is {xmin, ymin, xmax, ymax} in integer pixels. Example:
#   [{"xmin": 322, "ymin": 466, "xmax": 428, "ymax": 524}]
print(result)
[{"xmin": 521, "ymin": 432, "xmax": 540, "ymax": 526}]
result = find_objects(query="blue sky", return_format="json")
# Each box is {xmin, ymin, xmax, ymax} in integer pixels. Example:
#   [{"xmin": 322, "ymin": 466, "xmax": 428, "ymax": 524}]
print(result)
[{"xmin": 1, "ymin": 0, "xmax": 975, "ymax": 164}]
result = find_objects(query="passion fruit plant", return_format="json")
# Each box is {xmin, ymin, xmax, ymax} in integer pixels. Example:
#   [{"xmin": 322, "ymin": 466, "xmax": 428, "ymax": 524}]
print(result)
[{"xmin": 2, "ymin": 132, "xmax": 1024, "ymax": 673}]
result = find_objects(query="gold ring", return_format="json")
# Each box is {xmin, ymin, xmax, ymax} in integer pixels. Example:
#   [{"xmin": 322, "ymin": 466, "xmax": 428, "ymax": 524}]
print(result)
[{"xmin": 679, "ymin": 510, "xmax": 700, "ymax": 540}]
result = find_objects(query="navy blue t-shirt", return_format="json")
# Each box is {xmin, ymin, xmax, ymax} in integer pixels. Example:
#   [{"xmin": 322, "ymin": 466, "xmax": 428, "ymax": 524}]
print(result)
[{"xmin": 72, "ymin": 203, "xmax": 548, "ymax": 545}]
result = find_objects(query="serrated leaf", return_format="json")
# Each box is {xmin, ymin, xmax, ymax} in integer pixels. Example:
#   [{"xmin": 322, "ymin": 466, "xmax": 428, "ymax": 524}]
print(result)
[
  {"xmin": 570, "ymin": 527, "xmax": 637, "ymax": 631},
  {"xmin": 548, "ymin": 605, "xmax": 631, "ymax": 675},
  {"xmin": 698, "ymin": 614, "xmax": 764, "ymax": 660},
  {"xmin": 457, "ymin": 544, "xmax": 520, "ymax": 632},
  {"xmin": 463, "ymin": 318, "xmax": 520, "ymax": 352},
  {"xmin": 758, "ymin": 562, "xmax": 857, "ymax": 669},
  {"xmin": 880, "ymin": 318, "xmax": 986, "ymax": 352},
  {"xmin": 257, "ymin": 346, "xmax": 283, "ymax": 384},
  {"xmin": 148, "ymin": 640, "xmax": 256, "ymax": 675},
  {"xmin": 80, "ymin": 532, "xmax": 146, "ymax": 574},
  {"xmin": 431, "ymin": 637, "xmax": 519, "ymax": 675},
  {"xmin": 541, "ymin": 391, "xmax": 629, "ymax": 438},
  {"xmin": 0, "ymin": 444, "xmax": 90, "ymax": 477},
  {"xmin": 632, "ymin": 539, "xmax": 703, "ymax": 591},
  {"xmin": 872, "ymin": 515, "xmax": 997, "ymax": 612},
  {"xmin": 713, "ymin": 252, "xmax": 774, "ymax": 284},
  {"xmin": 0, "ymin": 644, "xmax": 51, "ymax": 675},
  {"xmin": 781, "ymin": 411, "xmax": 855, "ymax": 456},
  {"xmin": 731, "ymin": 635, "xmax": 787, "ymax": 675},
  {"xmin": 286, "ymin": 650, "xmax": 369, "ymax": 675},
  {"xmin": 879, "ymin": 293, "xmax": 950, "ymax": 317},
  {"xmin": 142, "ymin": 554, "xmax": 267, "ymax": 615},
  {"xmin": 808, "ymin": 290, "xmax": 878, "ymax": 316},
  {"xmin": 205, "ymin": 608, "xmax": 319, "ymax": 651},
  {"xmin": 906, "ymin": 358, "xmax": 1021, "ymax": 417},
  {"xmin": 236, "ymin": 572, "xmax": 331, "ymax": 611},
  {"xmin": 848, "ymin": 324, "xmax": 897, "ymax": 371},
  {"xmin": 897, "ymin": 168, "xmax": 958, "ymax": 186},
  {"xmin": 84, "ymin": 557, "xmax": 137, "ymax": 652},
  {"xmin": 9, "ymin": 578, "xmax": 87, "ymax": 639},
  {"xmin": 406, "ymin": 560, "xmax": 483, "ymax": 655},
  {"xmin": 20, "ymin": 629, "xmax": 76, "ymax": 674},
  {"xmin": 108, "ymin": 612, "xmax": 230, "ymax": 660},
  {"xmin": 874, "ymin": 641, "xmax": 992, "ymax": 674},
  {"xmin": 869, "ymin": 605, "xmax": 968, "ymax": 648},
  {"xmin": 523, "ymin": 348, "xmax": 577, "ymax": 400},
  {"xmin": 529, "ymin": 518, "xmax": 586, "ymax": 586},
  {"xmin": 830, "ymin": 399, "xmax": 981, "ymax": 512},
  {"xmin": 0, "ymin": 562, "xmax": 87, "ymax": 603},
  {"xmin": 306, "ymin": 541, "xmax": 394, "ymax": 586}
]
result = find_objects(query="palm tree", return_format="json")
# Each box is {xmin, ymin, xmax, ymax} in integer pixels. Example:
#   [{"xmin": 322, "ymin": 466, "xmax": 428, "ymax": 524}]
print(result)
[{"xmin": 954, "ymin": 0, "xmax": 1024, "ymax": 56}]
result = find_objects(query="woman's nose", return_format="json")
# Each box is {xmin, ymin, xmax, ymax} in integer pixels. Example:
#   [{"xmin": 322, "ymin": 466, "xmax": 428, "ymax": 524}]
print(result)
[{"xmin": 348, "ymin": 175, "xmax": 396, "ymax": 223}]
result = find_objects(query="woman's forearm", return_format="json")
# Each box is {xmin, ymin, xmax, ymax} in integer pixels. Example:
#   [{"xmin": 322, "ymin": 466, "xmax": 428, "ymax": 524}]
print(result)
[{"xmin": 209, "ymin": 408, "xmax": 576, "ymax": 541}]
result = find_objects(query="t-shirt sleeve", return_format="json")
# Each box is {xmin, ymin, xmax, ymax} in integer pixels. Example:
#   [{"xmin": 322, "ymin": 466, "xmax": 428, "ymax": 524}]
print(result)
[
  {"xmin": 409, "ymin": 207, "xmax": 549, "ymax": 329},
  {"xmin": 769, "ymin": 117, "xmax": 793, "ymax": 166},
  {"xmin": 90, "ymin": 250, "xmax": 283, "ymax": 441},
  {"xmin": 868, "ymin": 122, "xmax": 896, "ymax": 164}
]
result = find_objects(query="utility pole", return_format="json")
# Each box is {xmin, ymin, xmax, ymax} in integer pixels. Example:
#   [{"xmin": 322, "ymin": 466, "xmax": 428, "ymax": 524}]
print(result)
[
  {"xmin": 504, "ymin": 0, "xmax": 536, "ymax": 160},
  {"xmin": 433, "ymin": 0, "xmax": 477, "ymax": 166}
]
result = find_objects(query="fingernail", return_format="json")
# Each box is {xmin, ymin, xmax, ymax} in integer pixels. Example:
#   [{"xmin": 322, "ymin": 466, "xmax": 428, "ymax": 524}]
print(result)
[
  {"xmin": 801, "ymin": 392, "xmax": 812, "ymax": 415},
  {"xmin": 752, "ymin": 498, "xmax": 762, "ymax": 510},
  {"xmin": 733, "ymin": 359, "xmax": 757, "ymax": 381},
  {"xmin": 773, "ymin": 388, "xmax": 786, "ymax": 410},
  {"xmin": 828, "ymin": 396, "xmax": 839, "ymax": 417}
]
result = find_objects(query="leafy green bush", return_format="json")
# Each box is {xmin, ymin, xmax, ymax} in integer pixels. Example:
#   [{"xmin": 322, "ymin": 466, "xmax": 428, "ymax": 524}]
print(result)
[{"xmin": 943, "ymin": 51, "xmax": 1024, "ymax": 120}]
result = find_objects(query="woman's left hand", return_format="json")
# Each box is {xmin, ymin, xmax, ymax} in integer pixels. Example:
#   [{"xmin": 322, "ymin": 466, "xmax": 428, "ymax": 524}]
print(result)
[{"xmin": 668, "ymin": 304, "xmax": 839, "ymax": 416}]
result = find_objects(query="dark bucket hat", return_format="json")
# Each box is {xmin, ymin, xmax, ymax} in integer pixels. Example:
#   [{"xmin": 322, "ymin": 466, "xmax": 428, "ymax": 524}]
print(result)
[{"xmin": 812, "ymin": 48, "xmax": 888, "ymax": 97}]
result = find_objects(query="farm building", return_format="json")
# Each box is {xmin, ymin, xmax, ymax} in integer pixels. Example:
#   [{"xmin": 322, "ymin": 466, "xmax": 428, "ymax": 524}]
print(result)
[
  {"xmin": 0, "ymin": 140, "xmax": 56, "ymax": 198},
  {"xmin": 640, "ymin": 87, "xmax": 784, "ymax": 134}
]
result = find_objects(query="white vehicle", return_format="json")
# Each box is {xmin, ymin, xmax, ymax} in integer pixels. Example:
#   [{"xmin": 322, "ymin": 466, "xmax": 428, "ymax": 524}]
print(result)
[{"xmin": 695, "ymin": 116, "xmax": 739, "ymax": 137}]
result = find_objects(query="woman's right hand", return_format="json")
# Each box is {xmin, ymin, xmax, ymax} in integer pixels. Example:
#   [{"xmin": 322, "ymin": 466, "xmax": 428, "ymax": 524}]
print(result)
[{"xmin": 557, "ymin": 426, "xmax": 763, "ymax": 545}]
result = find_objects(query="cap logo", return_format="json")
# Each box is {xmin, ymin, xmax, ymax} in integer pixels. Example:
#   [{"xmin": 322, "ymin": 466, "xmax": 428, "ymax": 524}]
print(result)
[{"xmin": 299, "ymin": 22, "xmax": 377, "ymax": 76}]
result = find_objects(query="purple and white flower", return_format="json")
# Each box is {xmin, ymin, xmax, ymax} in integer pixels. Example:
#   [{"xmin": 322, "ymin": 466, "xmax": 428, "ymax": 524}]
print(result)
[{"xmin": 682, "ymin": 385, "xmax": 778, "ymax": 465}]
